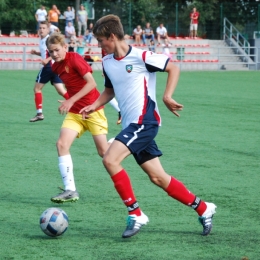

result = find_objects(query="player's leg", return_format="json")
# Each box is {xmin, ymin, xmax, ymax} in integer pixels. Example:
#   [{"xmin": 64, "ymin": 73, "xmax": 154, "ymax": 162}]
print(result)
[
  {"xmin": 140, "ymin": 156, "xmax": 217, "ymax": 236},
  {"xmin": 29, "ymin": 81, "xmax": 45, "ymax": 122},
  {"xmin": 103, "ymin": 124, "xmax": 159, "ymax": 238},
  {"xmin": 51, "ymin": 113, "xmax": 84, "ymax": 203},
  {"xmin": 109, "ymin": 98, "xmax": 121, "ymax": 124}
]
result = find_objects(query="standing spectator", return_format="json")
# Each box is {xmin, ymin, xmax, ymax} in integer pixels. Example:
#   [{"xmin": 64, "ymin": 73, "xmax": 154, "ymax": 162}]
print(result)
[
  {"xmin": 35, "ymin": 5, "xmax": 47, "ymax": 31},
  {"xmin": 77, "ymin": 4, "xmax": 88, "ymax": 37},
  {"xmin": 64, "ymin": 6, "xmax": 74, "ymax": 26},
  {"xmin": 142, "ymin": 22, "xmax": 154, "ymax": 46},
  {"xmin": 190, "ymin": 7, "xmax": 200, "ymax": 38},
  {"xmin": 156, "ymin": 23, "xmax": 169, "ymax": 45},
  {"xmin": 132, "ymin": 25, "xmax": 142, "ymax": 46},
  {"xmin": 65, "ymin": 21, "xmax": 76, "ymax": 39},
  {"xmin": 83, "ymin": 23, "xmax": 94, "ymax": 44},
  {"xmin": 48, "ymin": 4, "xmax": 60, "ymax": 27}
]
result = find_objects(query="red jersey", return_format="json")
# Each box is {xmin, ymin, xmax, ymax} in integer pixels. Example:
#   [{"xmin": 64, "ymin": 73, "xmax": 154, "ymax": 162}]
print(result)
[
  {"xmin": 190, "ymin": 11, "xmax": 199, "ymax": 24},
  {"xmin": 52, "ymin": 52, "xmax": 103, "ymax": 114}
]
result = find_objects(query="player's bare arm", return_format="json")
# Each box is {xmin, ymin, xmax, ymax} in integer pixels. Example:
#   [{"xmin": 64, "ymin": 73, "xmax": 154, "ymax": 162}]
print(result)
[
  {"xmin": 79, "ymin": 87, "xmax": 115, "ymax": 119},
  {"xmin": 163, "ymin": 62, "xmax": 183, "ymax": 117},
  {"xmin": 31, "ymin": 49, "xmax": 40, "ymax": 56},
  {"xmin": 58, "ymin": 72, "xmax": 96, "ymax": 115},
  {"xmin": 41, "ymin": 57, "xmax": 52, "ymax": 66}
]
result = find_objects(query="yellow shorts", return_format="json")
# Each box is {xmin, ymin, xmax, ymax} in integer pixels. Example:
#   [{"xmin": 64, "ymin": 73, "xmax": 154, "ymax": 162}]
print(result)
[{"xmin": 61, "ymin": 109, "xmax": 108, "ymax": 138}]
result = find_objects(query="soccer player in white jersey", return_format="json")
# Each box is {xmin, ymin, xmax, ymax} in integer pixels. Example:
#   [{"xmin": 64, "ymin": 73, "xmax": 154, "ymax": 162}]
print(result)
[
  {"xmin": 80, "ymin": 15, "xmax": 217, "ymax": 238},
  {"xmin": 29, "ymin": 21, "xmax": 68, "ymax": 122}
]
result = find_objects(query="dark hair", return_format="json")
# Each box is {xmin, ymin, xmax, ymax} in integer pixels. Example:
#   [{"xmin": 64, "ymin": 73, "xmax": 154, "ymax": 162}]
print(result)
[{"xmin": 93, "ymin": 14, "xmax": 124, "ymax": 40}]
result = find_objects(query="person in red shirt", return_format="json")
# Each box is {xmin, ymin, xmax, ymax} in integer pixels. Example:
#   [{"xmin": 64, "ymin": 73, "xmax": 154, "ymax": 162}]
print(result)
[
  {"xmin": 190, "ymin": 7, "xmax": 200, "ymax": 38},
  {"xmin": 46, "ymin": 32, "xmax": 110, "ymax": 203}
]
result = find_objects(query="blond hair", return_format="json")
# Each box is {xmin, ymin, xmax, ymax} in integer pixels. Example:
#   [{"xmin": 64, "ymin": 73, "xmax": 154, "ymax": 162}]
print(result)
[
  {"xmin": 46, "ymin": 32, "xmax": 66, "ymax": 47},
  {"xmin": 93, "ymin": 14, "xmax": 124, "ymax": 40}
]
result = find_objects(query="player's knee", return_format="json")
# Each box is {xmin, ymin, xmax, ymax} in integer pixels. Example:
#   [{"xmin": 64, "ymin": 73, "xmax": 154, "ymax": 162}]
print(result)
[
  {"xmin": 149, "ymin": 175, "xmax": 164, "ymax": 187},
  {"xmin": 56, "ymin": 139, "xmax": 69, "ymax": 153},
  {"xmin": 102, "ymin": 153, "xmax": 115, "ymax": 169}
]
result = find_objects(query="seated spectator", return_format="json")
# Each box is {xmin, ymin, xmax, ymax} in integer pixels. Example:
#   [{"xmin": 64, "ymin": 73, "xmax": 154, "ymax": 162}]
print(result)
[
  {"xmin": 132, "ymin": 25, "xmax": 142, "ymax": 46},
  {"xmin": 67, "ymin": 37, "xmax": 77, "ymax": 52},
  {"xmin": 156, "ymin": 23, "xmax": 169, "ymax": 45},
  {"xmin": 48, "ymin": 22, "xmax": 60, "ymax": 34},
  {"xmin": 148, "ymin": 40, "xmax": 156, "ymax": 52},
  {"xmin": 84, "ymin": 48, "xmax": 94, "ymax": 66},
  {"xmin": 83, "ymin": 23, "xmax": 94, "ymax": 44},
  {"xmin": 142, "ymin": 22, "xmax": 155, "ymax": 45},
  {"xmin": 162, "ymin": 39, "xmax": 172, "ymax": 60},
  {"xmin": 76, "ymin": 38, "xmax": 85, "ymax": 55},
  {"xmin": 65, "ymin": 21, "xmax": 76, "ymax": 39}
]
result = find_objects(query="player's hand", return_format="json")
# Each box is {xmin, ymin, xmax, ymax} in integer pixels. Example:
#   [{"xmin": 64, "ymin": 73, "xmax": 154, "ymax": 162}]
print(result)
[
  {"xmin": 31, "ymin": 49, "xmax": 36, "ymax": 55},
  {"xmin": 163, "ymin": 98, "xmax": 183, "ymax": 117},
  {"xmin": 58, "ymin": 99, "xmax": 74, "ymax": 115},
  {"xmin": 41, "ymin": 59, "xmax": 49, "ymax": 66},
  {"xmin": 79, "ymin": 105, "xmax": 95, "ymax": 120}
]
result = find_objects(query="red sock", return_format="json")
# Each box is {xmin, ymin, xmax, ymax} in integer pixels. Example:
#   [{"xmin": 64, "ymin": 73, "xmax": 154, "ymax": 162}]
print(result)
[
  {"xmin": 165, "ymin": 177, "xmax": 207, "ymax": 216},
  {"xmin": 35, "ymin": 92, "xmax": 42, "ymax": 111},
  {"xmin": 63, "ymin": 92, "xmax": 69, "ymax": 100},
  {"xmin": 111, "ymin": 169, "xmax": 141, "ymax": 216}
]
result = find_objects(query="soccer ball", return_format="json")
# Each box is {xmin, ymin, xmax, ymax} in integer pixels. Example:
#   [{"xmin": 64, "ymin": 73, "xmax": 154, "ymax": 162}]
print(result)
[{"xmin": 39, "ymin": 207, "xmax": 69, "ymax": 237}]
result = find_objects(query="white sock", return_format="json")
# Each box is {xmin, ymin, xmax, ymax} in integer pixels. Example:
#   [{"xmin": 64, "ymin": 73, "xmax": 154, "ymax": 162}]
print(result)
[
  {"xmin": 109, "ymin": 98, "xmax": 120, "ymax": 112},
  {"xmin": 58, "ymin": 154, "xmax": 76, "ymax": 191}
]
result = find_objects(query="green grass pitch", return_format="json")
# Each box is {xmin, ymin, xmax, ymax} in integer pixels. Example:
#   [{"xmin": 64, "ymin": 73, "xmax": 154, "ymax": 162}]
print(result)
[{"xmin": 0, "ymin": 70, "xmax": 259, "ymax": 260}]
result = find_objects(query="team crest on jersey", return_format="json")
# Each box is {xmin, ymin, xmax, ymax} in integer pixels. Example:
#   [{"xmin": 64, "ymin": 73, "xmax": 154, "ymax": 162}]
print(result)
[
  {"xmin": 126, "ymin": 64, "xmax": 133, "ymax": 73},
  {"xmin": 65, "ymin": 66, "xmax": 69, "ymax": 73}
]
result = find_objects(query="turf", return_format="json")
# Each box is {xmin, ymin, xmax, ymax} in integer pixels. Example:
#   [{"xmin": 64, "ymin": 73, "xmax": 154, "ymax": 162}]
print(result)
[{"xmin": 0, "ymin": 70, "xmax": 259, "ymax": 260}]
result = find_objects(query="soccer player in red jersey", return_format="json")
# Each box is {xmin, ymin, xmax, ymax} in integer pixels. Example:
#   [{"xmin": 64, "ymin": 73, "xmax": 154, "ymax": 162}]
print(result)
[
  {"xmin": 80, "ymin": 15, "xmax": 216, "ymax": 238},
  {"xmin": 46, "ymin": 32, "xmax": 110, "ymax": 203}
]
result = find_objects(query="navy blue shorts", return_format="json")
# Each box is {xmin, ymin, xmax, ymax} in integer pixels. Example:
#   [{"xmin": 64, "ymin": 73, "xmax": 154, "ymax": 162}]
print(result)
[
  {"xmin": 36, "ymin": 66, "xmax": 63, "ymax": 85},
  {"xmin": 115, "ymin": 123, "xmax": 162, "ymax": 165}
]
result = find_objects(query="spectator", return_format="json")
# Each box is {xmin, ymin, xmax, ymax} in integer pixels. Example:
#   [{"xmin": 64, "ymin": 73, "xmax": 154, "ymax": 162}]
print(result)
[
  {"xmin": 65, "ymin": 21, "xmax": 76, "ymax": 39},
  {"xmin": 142, "ymin": 22, "xmax": 155, "ymax": 45},
  {"xmin": 83, "ymin": 23, "xmax": 94, "ymax": 44},
  {"xmin": 77, "ymin": 4, "xmax": 88, "ymax": 37},
  {"xmin": 84, "ymin": 48, "xmax": 94, "ymax": 65},
  {"xmin": 156, "ymin": 23, "xmax": 169, "ymax": 45},
  {"xmin": 162, "ymin": 39, "xmax": 172, "ymax": 60},
  {"xmin": 190, "ymin": 7, "xmax": 200, "ymax": 38},
  {"xmin": 76, "ymin": 38, "xmax": 85, "ymax": 55},
  {"xmin": 132, "ymin": 25, "xmax": 142, "ymax": 46},
  {"xmin": 48, "ymin": 4, "xmax": 60, "ymax": 27},
  {"xmin": 48, "ymin": 22, "xmax": 60, "ymax": 34},
  {"xmin": 35, "ymin": 5, "xmax": 47, "ymax": 31},
  {"xmin": 68, "ymin": 37, "xmax": 77, "ymax": 52},
  {"xmin": 148, "ymin": 40, "xmax": 156, "ymax": 52},
  {"xmin": 64, "ymin": 6, "xmax": 74, "ymax": 26}
]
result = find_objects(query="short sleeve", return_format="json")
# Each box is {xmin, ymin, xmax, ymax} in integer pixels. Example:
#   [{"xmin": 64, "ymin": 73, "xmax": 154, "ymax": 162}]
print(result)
[{"xmin": 143, "ymin": 51, "xmax": 169, "ymax": 72}]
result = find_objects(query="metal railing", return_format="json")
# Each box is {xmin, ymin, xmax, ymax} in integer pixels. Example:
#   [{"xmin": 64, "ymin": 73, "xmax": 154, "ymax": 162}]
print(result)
[{"xmin": 223, "ymin": 17, "xmax": 251, "ymax": 55}]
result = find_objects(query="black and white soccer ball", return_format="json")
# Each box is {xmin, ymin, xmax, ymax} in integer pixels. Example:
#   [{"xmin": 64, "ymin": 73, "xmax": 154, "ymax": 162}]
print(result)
[{"xmin": 39, "ymin": 207, "xmax": 69, "ymax": 237}]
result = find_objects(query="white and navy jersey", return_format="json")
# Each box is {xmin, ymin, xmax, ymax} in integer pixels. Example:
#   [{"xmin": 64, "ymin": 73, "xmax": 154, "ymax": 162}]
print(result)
[
  {"xmin": 39, "ymin": 35, "xmax": 51, "ymax": 67},
  {"xmin": 103, "ymin": 46, "xmax": 169, "ymax": 129}
]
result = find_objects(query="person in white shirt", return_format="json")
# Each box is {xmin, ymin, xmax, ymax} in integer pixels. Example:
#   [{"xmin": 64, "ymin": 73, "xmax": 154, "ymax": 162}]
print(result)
[
  {"xmin": 35, "ymin": 5, "xmax": 47, "ymax": 31},
  {"xmin": 132, "ymin": 25, "xmax": 142, "ymax": 45},
  {"xmin": 80, "ymin": 14, "xmax": 217, "ymax": 239},
  {"xmin": 65, "ymin": 21, "xmax": 76, "ymax": 39},
  {"xmin": 156, "ymin": 23, "xmax": 170, "ymax": 45}
]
